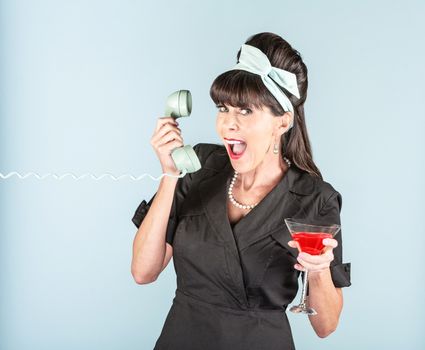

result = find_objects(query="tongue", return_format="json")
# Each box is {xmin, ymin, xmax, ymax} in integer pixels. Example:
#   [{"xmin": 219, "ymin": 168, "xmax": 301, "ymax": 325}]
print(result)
[{"xmin": 233, "ymin": 143, "xmax": 247, "ymax": 155}]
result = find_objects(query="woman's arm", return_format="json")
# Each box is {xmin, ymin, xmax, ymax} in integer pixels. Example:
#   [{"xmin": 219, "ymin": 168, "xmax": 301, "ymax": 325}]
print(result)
[
  {"xmin": 307, "ymin": 269, "xmax": 343, "ymax": 337},
  {"xmin": 131, "ymin": 116, "xmax": 183, "ymax": 284},
  {"xmin": 131, "ymin": 176, "xmax": 178, "ymax": 284}
]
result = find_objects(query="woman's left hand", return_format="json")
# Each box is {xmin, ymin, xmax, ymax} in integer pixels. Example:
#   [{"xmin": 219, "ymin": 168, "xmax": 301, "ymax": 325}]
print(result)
[{"xmin": 287, "ymin": 238, "xmax": 338, "ymax": 273}]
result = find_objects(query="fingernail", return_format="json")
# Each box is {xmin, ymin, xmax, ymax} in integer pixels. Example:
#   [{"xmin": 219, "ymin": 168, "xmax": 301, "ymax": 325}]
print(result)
[{"xmin": 294, "ymin": 264, "xmax": 304, "ymax": 271}]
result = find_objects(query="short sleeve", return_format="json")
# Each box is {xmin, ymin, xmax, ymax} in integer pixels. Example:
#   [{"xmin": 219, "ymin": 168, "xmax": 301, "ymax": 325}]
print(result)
[
  {"xmin": 132, "ymin": 193, "xmax": 178, "ymax": 245},
  {"xmin": 131, "ymin": 143, "xmax": 220, "ymax": 246},
  {"xmin": 131, "ymin": 164, "xmax": 194, "ymax": 246},
  {"xmin": 318, "ymin": 190, "xmax": 351, "ymax": 288}
]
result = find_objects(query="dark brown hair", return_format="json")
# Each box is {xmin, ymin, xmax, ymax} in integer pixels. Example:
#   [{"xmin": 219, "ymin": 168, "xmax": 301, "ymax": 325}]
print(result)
[{"xmin": 209, "ymin": 32, "xmax": 322, "ymax": 179}]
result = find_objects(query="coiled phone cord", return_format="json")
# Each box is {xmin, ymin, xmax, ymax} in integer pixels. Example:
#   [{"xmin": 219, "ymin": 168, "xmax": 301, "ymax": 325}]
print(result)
[{"xmin": 0, "ymin": 170, "xmax": 187, "ymax": 181}]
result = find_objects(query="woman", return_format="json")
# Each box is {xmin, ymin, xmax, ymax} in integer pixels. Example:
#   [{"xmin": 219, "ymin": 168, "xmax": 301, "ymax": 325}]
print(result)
[{"xmin": 131, "ymin": 32, "xmax": 351, "ymax": 350}]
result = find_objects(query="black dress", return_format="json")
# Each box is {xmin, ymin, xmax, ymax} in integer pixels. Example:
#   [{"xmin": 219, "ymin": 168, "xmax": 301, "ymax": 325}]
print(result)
[{"xmin": 132, "ymin": 143, "xmax": 351, "ymax": 350}]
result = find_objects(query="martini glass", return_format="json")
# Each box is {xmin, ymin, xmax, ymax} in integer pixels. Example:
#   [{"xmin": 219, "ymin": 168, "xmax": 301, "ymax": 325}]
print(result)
[{"xmin": 284, "ymin": 218, "xmax": 341, "ymax": 316}]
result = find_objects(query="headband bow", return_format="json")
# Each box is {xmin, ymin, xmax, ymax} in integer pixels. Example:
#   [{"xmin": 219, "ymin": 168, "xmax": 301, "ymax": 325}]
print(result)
[{"xmin": 231, "ymin": 44, "xmax": 300, "ymax": 129}]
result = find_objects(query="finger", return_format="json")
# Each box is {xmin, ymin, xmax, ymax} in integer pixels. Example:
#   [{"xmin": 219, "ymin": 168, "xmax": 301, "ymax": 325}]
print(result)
[
  {"xmin": 322, "ymin": 249, "xmax": 334, "ymax": 261},
  {"xmin": 156, "ymin": 132, "xmax": 184, "ymax": 149},
  {"xmin": 155, "ymin": 117, "xmax": 178, "ymax": 132},
  {"xmin": 156, "ymin": 122, "xmax": 181, "ymax": 138},
  {"xmin": 297, "ymin": 252, "xmax": 333, "ymax": 265},
  {"xmin": 294, "ymin": 263, "xmax": 306, "ymax": 272},
  {"xmin": 296, "ymin": 259, "xmax": 330, "ymax": 271},
  {"xmin": 155, "ymin": 133, "xmax": 184, "ymax": 149},
  {"xmin": 321, "ymin": 238, "xmax": 338, "ymax": 255},
  {"xmin": 298, "ymin": 252, "xmax": 333, "ymax": 264},
  {"xmin": 323, "ymin": 238, "xmax": 338, "ymax": 249},
  {"xmin": 151, "ymin": 133, "xmax": 182, "ymax": 150},
  {"xmin": 152, "ymin": 124, "xmax": 181, "ymax": 144},
  {"xmin": 287, "ymin": 240, "xmax": 300, "ymax": 250},
  {"xmin": 155, "ymin": 130, "xmax": 183, "ymax": 147},
  {"xmin": 157, "ymin": 139, "xmax": 184, "ymax": 155}
]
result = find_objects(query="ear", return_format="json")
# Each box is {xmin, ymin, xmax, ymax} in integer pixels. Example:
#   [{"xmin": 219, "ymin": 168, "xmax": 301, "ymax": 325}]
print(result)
[{"xmin": 274, "ymin": 111, "xmax": 293, "ymax": 137}]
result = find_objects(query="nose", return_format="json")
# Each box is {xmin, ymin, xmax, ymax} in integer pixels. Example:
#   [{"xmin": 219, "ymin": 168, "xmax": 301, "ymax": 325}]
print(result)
[{"xmin": 222, "ymin": 111, "xmax": 239, "ymax": 130}]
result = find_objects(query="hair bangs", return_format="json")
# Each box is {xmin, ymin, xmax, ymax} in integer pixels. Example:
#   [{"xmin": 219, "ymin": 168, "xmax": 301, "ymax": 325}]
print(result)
[{"xmin": 209, "ymin": 70, "xmax": 275, "ymax": 111}]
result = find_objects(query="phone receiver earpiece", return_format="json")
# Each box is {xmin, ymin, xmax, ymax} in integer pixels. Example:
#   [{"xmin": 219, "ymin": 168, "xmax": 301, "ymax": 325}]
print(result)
[
  {"xmin": 165, "ymin": 90, "xmax": 201, "ymax": 174},
  {"xmin": 165, "ymin": 90, "xmax": 192, "ymax": 118}
]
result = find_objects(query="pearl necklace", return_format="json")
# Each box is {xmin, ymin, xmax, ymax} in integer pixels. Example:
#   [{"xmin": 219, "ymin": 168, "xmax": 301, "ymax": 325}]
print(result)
[{"xmin": 228, "ymin": 157, "xmax": 292, "ymax": 210}]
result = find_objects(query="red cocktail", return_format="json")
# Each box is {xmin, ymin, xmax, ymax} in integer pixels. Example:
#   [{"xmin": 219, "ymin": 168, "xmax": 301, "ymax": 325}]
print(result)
[{"xmin": 292, "ymin": 232, "xmax": 333, "ymax": 255}]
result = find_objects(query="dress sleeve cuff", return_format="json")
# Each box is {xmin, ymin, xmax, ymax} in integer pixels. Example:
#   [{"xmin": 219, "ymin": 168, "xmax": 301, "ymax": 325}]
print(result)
[
  {"xmin": 330, "ymin": 262, "xmax": 351, "ymax": 288},
  {"xmin": 131, "ymin": 199, "xmax": 177, "ymax": 245},
  {"xmin": 132, "ymin": 200, "xmax": 150, "ymax": 229}
]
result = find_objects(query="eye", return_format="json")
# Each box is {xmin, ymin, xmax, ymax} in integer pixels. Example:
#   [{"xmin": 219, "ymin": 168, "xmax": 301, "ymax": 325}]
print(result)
[
  {"xmin": 216, "ymin": 104, "xmax": 228, "ymax": 113},
  {"xmin": 240, "ymin": 108, "xmax": 252, "ymax": 115}
]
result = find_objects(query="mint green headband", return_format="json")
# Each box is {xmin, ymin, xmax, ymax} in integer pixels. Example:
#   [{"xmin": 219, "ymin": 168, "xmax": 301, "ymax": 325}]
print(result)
[{"xmin": 230, "ymin": 44, "xmax": 300, "ymax": 129}]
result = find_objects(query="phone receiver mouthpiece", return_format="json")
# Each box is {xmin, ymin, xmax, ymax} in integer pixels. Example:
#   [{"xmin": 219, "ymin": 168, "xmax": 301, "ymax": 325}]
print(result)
[{"xmin": 171, "ymin": 145, "xmax": 201, "ymax": 173}]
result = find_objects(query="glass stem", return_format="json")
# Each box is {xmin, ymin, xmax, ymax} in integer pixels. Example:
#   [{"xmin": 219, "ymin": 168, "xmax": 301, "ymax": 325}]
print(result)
[{"xmin": 300, "ymin": 269, "xmax": 309, "ymax": 306}]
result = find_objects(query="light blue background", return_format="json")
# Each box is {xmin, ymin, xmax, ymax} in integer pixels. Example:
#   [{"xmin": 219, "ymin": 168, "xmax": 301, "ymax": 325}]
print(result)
[{"xmin": 1, "ymin": 0, "xmax": 424, "ymax": 349}]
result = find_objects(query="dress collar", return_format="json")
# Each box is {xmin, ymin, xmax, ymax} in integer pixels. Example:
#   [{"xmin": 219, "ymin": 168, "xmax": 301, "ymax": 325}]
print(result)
[{"xmin": 198, "ymin": 151, "xmax": 316, "ymax": 254}]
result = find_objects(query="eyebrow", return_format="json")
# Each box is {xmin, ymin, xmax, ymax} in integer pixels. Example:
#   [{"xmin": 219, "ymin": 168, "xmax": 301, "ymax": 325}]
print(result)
[{"xmin": 216, "ymin": 104, "xmax": 252, "ymax": 110}]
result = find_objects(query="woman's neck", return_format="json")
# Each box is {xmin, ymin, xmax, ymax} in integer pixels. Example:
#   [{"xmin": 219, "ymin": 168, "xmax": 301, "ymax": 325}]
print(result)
[{"xmin": 237, "ymin": 156, "xmax": 289, "ymax": 192}]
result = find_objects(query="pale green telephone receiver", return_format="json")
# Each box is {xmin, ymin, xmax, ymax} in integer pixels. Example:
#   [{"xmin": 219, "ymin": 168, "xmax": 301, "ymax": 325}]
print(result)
[{"xmin": 164, "ymin": 90, "xmax": 201, "ymax": 174}]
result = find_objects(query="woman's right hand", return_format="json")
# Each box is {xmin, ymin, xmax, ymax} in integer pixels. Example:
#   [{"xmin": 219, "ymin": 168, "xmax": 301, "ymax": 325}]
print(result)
[{"xmin": 150, "ymin": 117, "xmax": 184, "ymax": 176}]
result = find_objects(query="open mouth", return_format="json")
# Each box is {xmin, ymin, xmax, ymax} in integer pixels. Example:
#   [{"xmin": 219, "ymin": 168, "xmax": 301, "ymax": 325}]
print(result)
[{"xmin": 225, "ymin": 138, "xmax": 247, "ymax": 159}]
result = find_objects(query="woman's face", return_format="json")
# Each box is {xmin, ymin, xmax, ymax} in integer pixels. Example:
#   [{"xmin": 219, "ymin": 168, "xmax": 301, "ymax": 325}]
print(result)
[{"xmin": 215, "ymin": 103, "xmax": 290, "ymax": 174}]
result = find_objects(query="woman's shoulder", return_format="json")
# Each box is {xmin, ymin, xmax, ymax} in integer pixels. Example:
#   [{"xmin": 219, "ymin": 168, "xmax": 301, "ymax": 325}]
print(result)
[
  {"xmin": 314, "ymin": 174, "xmax": 340, "ymax": 198},
  {"xmin": 291, "ymin": 167, "xmax": 342, "ymax": 209},
  {"xmin": 302, "ymin": 168, "xmax": 342, "ymax": 213}
]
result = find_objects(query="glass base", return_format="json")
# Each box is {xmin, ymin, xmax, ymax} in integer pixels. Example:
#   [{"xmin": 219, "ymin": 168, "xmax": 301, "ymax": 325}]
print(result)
[{"xmin": 289, "ymin": 304, "xmax": 317, "ymax": 316}]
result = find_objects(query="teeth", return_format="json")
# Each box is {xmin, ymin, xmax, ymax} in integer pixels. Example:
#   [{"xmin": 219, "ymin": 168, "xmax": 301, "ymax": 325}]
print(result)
[{"xmin": 225, "ymin": 140, "xmax": 245, "ymax": 144}]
